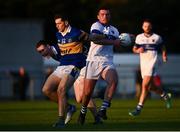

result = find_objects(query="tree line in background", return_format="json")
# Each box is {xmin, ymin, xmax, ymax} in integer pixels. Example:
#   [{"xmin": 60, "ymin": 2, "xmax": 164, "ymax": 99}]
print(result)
[{"xmin": 0, "ymin": 0, "xmax": 180, "ymax": 53}]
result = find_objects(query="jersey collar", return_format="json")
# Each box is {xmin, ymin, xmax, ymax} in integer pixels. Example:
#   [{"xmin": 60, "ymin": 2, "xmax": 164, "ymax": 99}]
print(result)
[
  {"xmin": 98, "ymin": 21, "xmax": 110, "ymax": 27},
  {"xmin": 60, "ymin": 25, "xmax": 72, "ymax": 36}
]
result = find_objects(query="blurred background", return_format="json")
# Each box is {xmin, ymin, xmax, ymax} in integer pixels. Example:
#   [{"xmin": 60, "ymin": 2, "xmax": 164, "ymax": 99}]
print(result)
[{"xmin": 0, "ymin": 0, "xmax": 180, "ymax": 100}]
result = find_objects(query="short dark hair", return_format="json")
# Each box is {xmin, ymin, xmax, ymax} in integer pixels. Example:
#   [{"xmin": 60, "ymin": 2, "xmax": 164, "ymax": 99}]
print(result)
[
  {"xmin": 143, "ymin": 18, "xmax": 153, "ymax": 25},
  {"xmin": 97, "ymin": 6, "xmax": 110, "ymax": 13},
  {"xmin": 54, "ymin": 13, "xmax": 68, "ymax": 21},
  {"xmin": 36, "ymin": 40, "xmax": 50, "ymax": 48}
]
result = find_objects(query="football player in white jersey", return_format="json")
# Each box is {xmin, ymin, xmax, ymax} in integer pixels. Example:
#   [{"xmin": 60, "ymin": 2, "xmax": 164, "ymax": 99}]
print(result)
[
  {"xmin": 78, "ymin": 7, "xmax": 122, "ymax": 125},
  {"xmin": 129, "ymin": 19, "xmax": 172, "ymax": 117}
]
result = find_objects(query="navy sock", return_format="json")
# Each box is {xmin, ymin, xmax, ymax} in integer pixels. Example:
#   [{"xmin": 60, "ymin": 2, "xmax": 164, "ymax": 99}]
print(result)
[
  {"xmin": 100, "ymin": 100, "xmax": 111, "ymax": 111},
  {"xmin": 81, "ymin": 106, "xmax": 87, "ymax": 114}
]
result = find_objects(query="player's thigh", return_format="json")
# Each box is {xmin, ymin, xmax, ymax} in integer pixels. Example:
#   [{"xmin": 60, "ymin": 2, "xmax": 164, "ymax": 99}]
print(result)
[
  {"xmin": 141, "ymin": 64, "xmax": 157, "ymax": 79},
  {"xmin": 58, "ymin": 74, "xmax": 75, "ymax": 93},
  {"xmin": 101, "ymin": 68, "xmax": 118, "ymax": 84},
  {"xmin": 74, "ymin": 77, "xmax": 84, "ymax": 103},
  {"xmin": 84, "ymin": 78, "xmax": 97, "ymax": 95},
  {"xmin": 43, "ymin": 73, "xmax": 61, "ymax": 92},
  {"xmin": 74, "ymin": 66, "xmax": 86, "ymax": 102},
  {"xmin": 85, "ymin": 61, "xmax": 102, "ymax": 80},
  {"xmin": 142, "ymin": 76, "xmax": 153, "ymax": 89}
]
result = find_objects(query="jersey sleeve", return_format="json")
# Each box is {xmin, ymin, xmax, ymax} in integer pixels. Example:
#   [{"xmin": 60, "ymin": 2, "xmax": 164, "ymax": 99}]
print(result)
[
  {"xmin": 90, "ymin": 22, "xmax": 103, "ymax": 34},
  {"xmin": 133, "ymin": 35, "xmax": 141, "ymax": 48},
  {"xmin": 90, "ymin": 22, "xmax": 119, "ymax": 40},
  {"xmin": 135, "ymin": 35, "xmax": 141, "ymax": 44}
]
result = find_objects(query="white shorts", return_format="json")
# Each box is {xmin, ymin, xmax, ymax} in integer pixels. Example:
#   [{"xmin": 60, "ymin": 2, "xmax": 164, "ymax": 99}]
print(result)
[
  {"xmin": 52, "ymin": 65, "xmax": 80, "ymax": 79},
  {"xmin": 85, "ymin": 61, "xmax": 116, "ymax": 79},
  {"xmin": 78, "ymin": 66, "xmax": 86, "ymax": 79},
  {"xmin": 141, "ymin": 65, "xmax": 157, "ymax": 79},
  {"xmin": 74, "ymin": 66, "xmax": 86, "ymax": 89},
  {"xmin": 140, "ymin": 51, "xmax": 159, "ymax": 78}
]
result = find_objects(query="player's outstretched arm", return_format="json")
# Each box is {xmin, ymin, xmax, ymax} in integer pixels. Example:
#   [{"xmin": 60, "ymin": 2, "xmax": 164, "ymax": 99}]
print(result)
[
  {"xmin": 89, "ymin": 33, "xmax": 121, "ymax": 46},
  {"xmin": 162, "ymin": 45, "xmax": 168, "ymax": 62},
  {"xmin": 78, "ymin": 31, "xmax": 107, "ymax": 43},
  {"xmin": 88, "ymin": 34, "xmax": 106, "ymax": 41}
]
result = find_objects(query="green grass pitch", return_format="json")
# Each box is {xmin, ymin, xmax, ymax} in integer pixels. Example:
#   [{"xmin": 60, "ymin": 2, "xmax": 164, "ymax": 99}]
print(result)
[{"xmin": 0, "ymin": 98, "xmax": 180, "ymax": 131}]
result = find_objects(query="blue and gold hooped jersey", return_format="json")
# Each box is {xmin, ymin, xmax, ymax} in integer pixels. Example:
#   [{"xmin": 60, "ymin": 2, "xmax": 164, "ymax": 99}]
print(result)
[{"xmin": 56, "ymin": 26, "xmax": 86, "ymax": 68}]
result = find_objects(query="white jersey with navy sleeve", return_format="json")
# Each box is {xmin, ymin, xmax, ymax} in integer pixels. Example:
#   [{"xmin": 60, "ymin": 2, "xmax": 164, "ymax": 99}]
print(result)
[
  {"xmin": 135, "ymin": 33, "xmax": 163, "ymax": 78},
  {"xmin": 87, "ymin": 21, "xmax": 119, "ymax": 62}
]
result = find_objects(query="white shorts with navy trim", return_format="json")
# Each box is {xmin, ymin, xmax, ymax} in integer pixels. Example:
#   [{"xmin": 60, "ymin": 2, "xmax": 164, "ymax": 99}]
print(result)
[
  {"xmin": 85, "ymin": 61, "xmax": 115, "ymax": 80},
  {"xmin": 52, "ymin": 65, "xmax": 80, "ymax": 79}
]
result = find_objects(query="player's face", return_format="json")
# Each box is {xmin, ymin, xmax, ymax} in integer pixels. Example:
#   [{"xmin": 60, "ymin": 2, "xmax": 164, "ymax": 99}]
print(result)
[
  {"xmin": 142, "ymin": 22, "xmax": 152, "ymax": 34},
  {"xmin": 97, "ymin": 9, "xmax": 111, "ymax": 25},
  {"xmin": 36, "ymin": 44, "xmax": 50, "ymax": 57},
  {"xmin": 55, "ymin": 18, "xmax": 68, "ymax": 32}
]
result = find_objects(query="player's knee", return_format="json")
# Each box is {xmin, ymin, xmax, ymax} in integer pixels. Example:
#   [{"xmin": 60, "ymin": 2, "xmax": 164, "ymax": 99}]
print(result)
[
  {"xmin": 57, "ymin": 87, "xmax": 66, "ymax": 97},
  {"xmin": 42, "ymin": 87, "xmax": 51, "ymax": 96},
  {"xmin": 142, "ymin": 84, "xmax": 150, "ymax": 91}
]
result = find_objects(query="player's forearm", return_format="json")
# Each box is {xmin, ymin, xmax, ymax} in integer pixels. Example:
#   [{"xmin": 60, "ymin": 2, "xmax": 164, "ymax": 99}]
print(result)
[
  {"xmin": 132, "ymin": 47, "xmax": 139, "ymax": 53},
  {"xmin": 92, "ymin": 39, "xmax": 116, "ymax": 45},
  {"xmin": 161, "ymin": 45, "xmax": 167, "ymax": 62},
  {"xmin": 161, "ymin": 45, "xmax": 167, "ymax": 55},
  {"xmin": 162, "ymin": 50, "xmax": 167, "ymax": 62},
  {"xmin": 89, "ymin": 33, "xmax": 120, "ymax": 45},
  {"xmin": 162, "ymin": 50, "xmax": 167, "ymax": 57},
  {"xmin": 88, "ymin": 34, "xmax": 106, "ymax": 41}
]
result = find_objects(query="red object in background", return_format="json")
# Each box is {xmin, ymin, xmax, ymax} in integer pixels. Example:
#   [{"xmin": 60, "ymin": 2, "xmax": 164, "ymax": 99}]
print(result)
[{"xmin": 153, "ymin": 75, "xmax": 162, "ymax": 87}]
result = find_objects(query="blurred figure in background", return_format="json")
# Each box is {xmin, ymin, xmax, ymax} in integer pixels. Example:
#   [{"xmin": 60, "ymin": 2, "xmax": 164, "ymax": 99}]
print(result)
[{"xmin": 8, "ymin": 66, "xmax": 30, "ymax": 100}]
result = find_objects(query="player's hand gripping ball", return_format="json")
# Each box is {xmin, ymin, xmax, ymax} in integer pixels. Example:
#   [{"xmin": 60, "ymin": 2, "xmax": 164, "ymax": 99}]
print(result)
[{"xmin": 119, "ymin": 33, "xmax": 133, "ymax": 46}]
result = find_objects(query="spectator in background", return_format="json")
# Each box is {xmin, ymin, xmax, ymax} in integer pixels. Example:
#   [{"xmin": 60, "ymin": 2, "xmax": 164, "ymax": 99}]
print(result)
[{"xmin": 8, "ymin": 66, "xmax": 30, "ymax": 100}]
